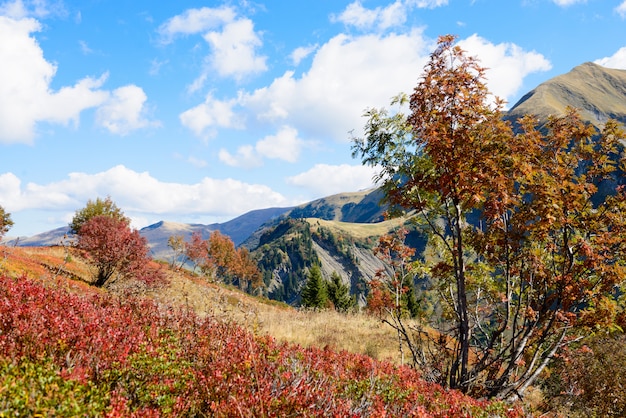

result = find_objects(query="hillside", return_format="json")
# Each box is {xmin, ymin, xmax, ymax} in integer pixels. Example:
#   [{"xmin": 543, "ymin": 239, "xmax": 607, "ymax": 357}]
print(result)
[
  {"xmin": 0, "ymin": 246, "xmax": 519, "ymax": 417},
  {"xmin": 0, "ymin": 245, "xmax": 402, "ymax": 363},
  {"xmin": 505, "ymin": 62, "xmax": 626, "ymax": 130},
  {"xmin": 250, "ymin": 215, "xmax": 425, "ymax": 305}
]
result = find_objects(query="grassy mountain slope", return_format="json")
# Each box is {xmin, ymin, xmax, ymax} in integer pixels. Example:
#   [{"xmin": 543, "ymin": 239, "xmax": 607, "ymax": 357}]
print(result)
[
  {"xmin": 505, "ymin": 62, "xmax": 626, "ymax": 130},
  {"xmin": 288, "ymin": 188, "xmax": 386, "ymax": 223}
]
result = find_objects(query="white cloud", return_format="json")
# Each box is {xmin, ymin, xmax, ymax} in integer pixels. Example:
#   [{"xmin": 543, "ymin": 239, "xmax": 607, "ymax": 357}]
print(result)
[
  {"xmin": 332, "ymin": 0, "xmax": 448, "ymax": 31},
  {"xmin": 332, "ymin": 1, "xmax": 407, "ymax": 31},
  {"xmin": 179, "ymin": 93, "xmax": 241, "ymax": 140},
  {"xmin": 287, "ymin": 164, "xmax": 379, "ymax": 197},
  {"xmin": 291, "ymin": 44, "xmax": 317, "ymax": 66},
  {"xmin": 615, "ymin": 1, "xmax": 626, "ymax": 18},
  {"xmin": 238, "ymin": 30, "xmax": 432, "ymax": 142},
  {"xmin": 78, "ymin": 40, "xmax": 92, "ymax": 54},
  {"xmin": 157, "ymin": 6, "xmax": 236, "ymax": 42},
  {"xmin": 159, "ymin": 6, "xmax": 267, "ymax": 86},
  {"xmin": 149, "ymin": 58, "xmax": 168, "ymax": 76},
  {"xmin": 595, "ymin": 47, "xmax": 626, "ymax": 69},
  {"xmin": 0, "ymin": 165, "xmax": 291, "ymax": 221},
  {"xmin": 182, "ymin": 30, "xmax": 550, "ymax": 143},
  {"xmin": 255, "ymin": 126, "xmax": 303, "ymax": 163},
  {"xmin": 458, "ymin": 34, "xmax": 552, "ymax": 107},
  {"xmin": 0, "ymin": 0, "xmax": 65, "ymax": 19},
  {"xmin": 551, "ymin": 0, "xmax": 586, "ymax": 6},
  {"xmin": 203, "ymin": 18, "xmax": 267, "ymax": 81},
  {"xmin": 187, "ymin": 156, "xmax": 207, "ymax": 168},
  {"xmin": 0, "ymin": 15, "xmax": 109, "ymax": 144},
  {"xmin": 95, "ymin": 85, "xmax": 161, "ymax": 135},
  {"xmin": 219, "ymin": 126, "xmax": 306, "ymax": 168}
]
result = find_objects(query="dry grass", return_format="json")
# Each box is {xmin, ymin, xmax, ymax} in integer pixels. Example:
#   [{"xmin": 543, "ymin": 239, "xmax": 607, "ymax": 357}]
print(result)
[
  {"xmin": 307, "ymin": 217, "xmax": 408, "ymax": 240},
  {"xmin": 1, "ymin": 245, "xmax": 407, "ymax": 365},
  {"xmin": 147, "ymin": 266, "xmax": 405, "ymax": 364}
]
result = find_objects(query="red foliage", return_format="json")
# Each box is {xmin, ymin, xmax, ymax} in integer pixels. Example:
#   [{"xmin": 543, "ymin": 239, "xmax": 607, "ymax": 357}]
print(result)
[
  {"xmin": 0, "ymin": 273, "xmax": 521, "ymax": 417},
  {"xmin": 77, "ymin": 216, "xmax": 162, "ymax": 287}
]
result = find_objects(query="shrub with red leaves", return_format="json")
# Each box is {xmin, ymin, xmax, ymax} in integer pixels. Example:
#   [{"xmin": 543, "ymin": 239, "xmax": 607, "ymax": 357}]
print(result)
[{"xmin": 0, "ymin": 274, "xmax": 522, "ymax": 417}]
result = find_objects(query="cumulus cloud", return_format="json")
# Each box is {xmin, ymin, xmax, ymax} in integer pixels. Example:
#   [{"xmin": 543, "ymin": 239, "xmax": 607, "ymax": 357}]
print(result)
[
  {"xmin": 286, "ymin": 164, "xmax": 379, "ymax": 197},
  {"xmin": 159, "ymin": 6, "xmax": 266, "ymax": 86},
  {"xmin": 331, "ymin": 1, "xmax": 407, "ymax": 31},
  {"xmin": 255, "ymin": 126, "xmax": 304, "ymax": 163},
  {"xmin": 203, "ymin": 18, "xmax": 267, "ymax": 81},
  {"xmin": 202, "ymin": 30, "xmax": 431, "ymax": 143},
  {"xmin": 458, "ymin": 34, "xmax": 552, "ymax": 107},
  {"xmin": 182, "ymin": 30, "xmax": 549, "ymax": 143},
  {"xmin": 179, "ymin": 93, "xmax": 241, "ymax": 140},
  {"xmin": 219, "ymin": 126, "xmax": 307, "ymax": 168},
  {"xmin": 0, "ymin": 12, "xmax": 155, "ymax": 143},
  {"xmin": 95, "ymin": 85, "xmax": 161, "ymax": 135},
  {"xmin": 331, "ymin": 0, "xmax": 448, "ymax": 32},
  {"xmin": 157, "ymin": 6, "xmax": 236, "ymax": 42},
  {"xmin": 0, "ymin": 15, "xmax": 109, "ymax": 144},
  {"xmin": 406, "ymin": 0, "xmax": 449, "ymax": 7},
  {"xmin": 0, "ymin": 165, "xmax": 292, "ymax": 224},
  {"xmin": 595, "ymin": 47, "xmax": 626, "ymax": 69},
  {"xmin": 618, "ymin": 1, "xmax": 626, "ymax": 18}
]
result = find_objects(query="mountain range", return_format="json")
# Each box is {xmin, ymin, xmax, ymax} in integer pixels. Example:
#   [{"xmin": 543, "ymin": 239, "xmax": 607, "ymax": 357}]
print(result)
[{"xmin": 5, "ymin": 62, "xmax": 626, "ymax": 305}]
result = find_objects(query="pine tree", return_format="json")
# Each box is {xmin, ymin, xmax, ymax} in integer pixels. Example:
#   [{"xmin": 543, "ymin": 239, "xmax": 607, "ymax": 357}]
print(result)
[
  {"xmin": 300, "ymin": 265, "xmax": 327, "ymax": 309},
  {"xmin": 327, "ymin": 271, "xmax": 354, "ymax": 313}
]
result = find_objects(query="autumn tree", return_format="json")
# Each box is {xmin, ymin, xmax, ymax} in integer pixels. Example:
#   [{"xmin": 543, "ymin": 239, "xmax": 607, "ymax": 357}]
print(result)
[
  {"xmin": 77, "ymin": 215, "xmax": 157, "ymax": 287},
  {"xmin": 352, "ymin": 34, "xmax": 626, "ymax": 399},
  {"xmin": 69, "ymin": 196, "xmax": 129, "ymax": 234},
  {"xmin": 204, "ymin": 230, "xmax": 237, "ymax": 279},
  {"xmin": 184, "ymin": 230, "xmax": 263, "ymax": 292},
  {"xmin": 301, "ymin": 265, "xmax": 328, "ymax": 309},
  {"xmin": 167, "ymin": 235, "xmax": 186, "ymax": 269},
  {"xmin": 184, "ymin": 231, "xmax": 208, "ymax": 273},
  {"xmin": 232, "ymin": 246, "xmax": 263, "ymax": 293},
  {"xmin": 0, "ymin": 205, "xmax": 13, "ymax": 239}
]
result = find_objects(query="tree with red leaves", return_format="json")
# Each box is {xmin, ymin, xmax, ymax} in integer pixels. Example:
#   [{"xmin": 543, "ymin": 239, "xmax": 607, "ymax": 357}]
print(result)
[{"xmin": 77, "ymin": 215, "xmax": 156, "ymax": 287}]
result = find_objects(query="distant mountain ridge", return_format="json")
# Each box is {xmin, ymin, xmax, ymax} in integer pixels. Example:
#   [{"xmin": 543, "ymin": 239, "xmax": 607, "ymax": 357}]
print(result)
[
  {"xmin": 5, "ymin": 61, "xmax": 626, "ymax": 306},
  {"xmin": 505, "ymin": 62, "xmax": 626, "ymax": 130}
]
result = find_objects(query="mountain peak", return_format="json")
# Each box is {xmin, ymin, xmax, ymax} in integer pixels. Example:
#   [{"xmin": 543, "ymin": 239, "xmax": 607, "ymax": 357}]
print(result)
[{"xmin": 506, "ymin": 62, "xmax": 626, "ymax": 129}]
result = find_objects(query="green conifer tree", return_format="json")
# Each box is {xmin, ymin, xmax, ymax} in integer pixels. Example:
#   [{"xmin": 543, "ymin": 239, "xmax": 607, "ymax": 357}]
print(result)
[
  {"xmin": 327, "ymin": 271, "xmax": 355, "ymax": 313},
  {"xmin": 300, "ymin": 265, "xmax": 327, "ymax": 309}
]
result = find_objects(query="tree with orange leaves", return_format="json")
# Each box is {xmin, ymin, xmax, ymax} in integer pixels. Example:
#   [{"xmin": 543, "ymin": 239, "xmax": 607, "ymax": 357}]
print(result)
[
  {"xmin": 353, "ymin": 34, "xmax": 626, "ymax": 399},
  {"xmin": 183, "ymin": 230, "xmax": 263, "ymax": 292}
]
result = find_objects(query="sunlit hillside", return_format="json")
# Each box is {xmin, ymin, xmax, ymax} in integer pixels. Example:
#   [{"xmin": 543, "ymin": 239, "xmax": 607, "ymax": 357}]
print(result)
[{"xmin": 0, "ymin": 245, "xmax": 521, "ymax": 417}]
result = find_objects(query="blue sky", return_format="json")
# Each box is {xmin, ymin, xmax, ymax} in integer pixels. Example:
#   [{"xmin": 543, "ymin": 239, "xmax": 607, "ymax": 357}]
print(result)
[{"xmin": 1, "ymin": 0, "xmax": 626, "ymax": 237}]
